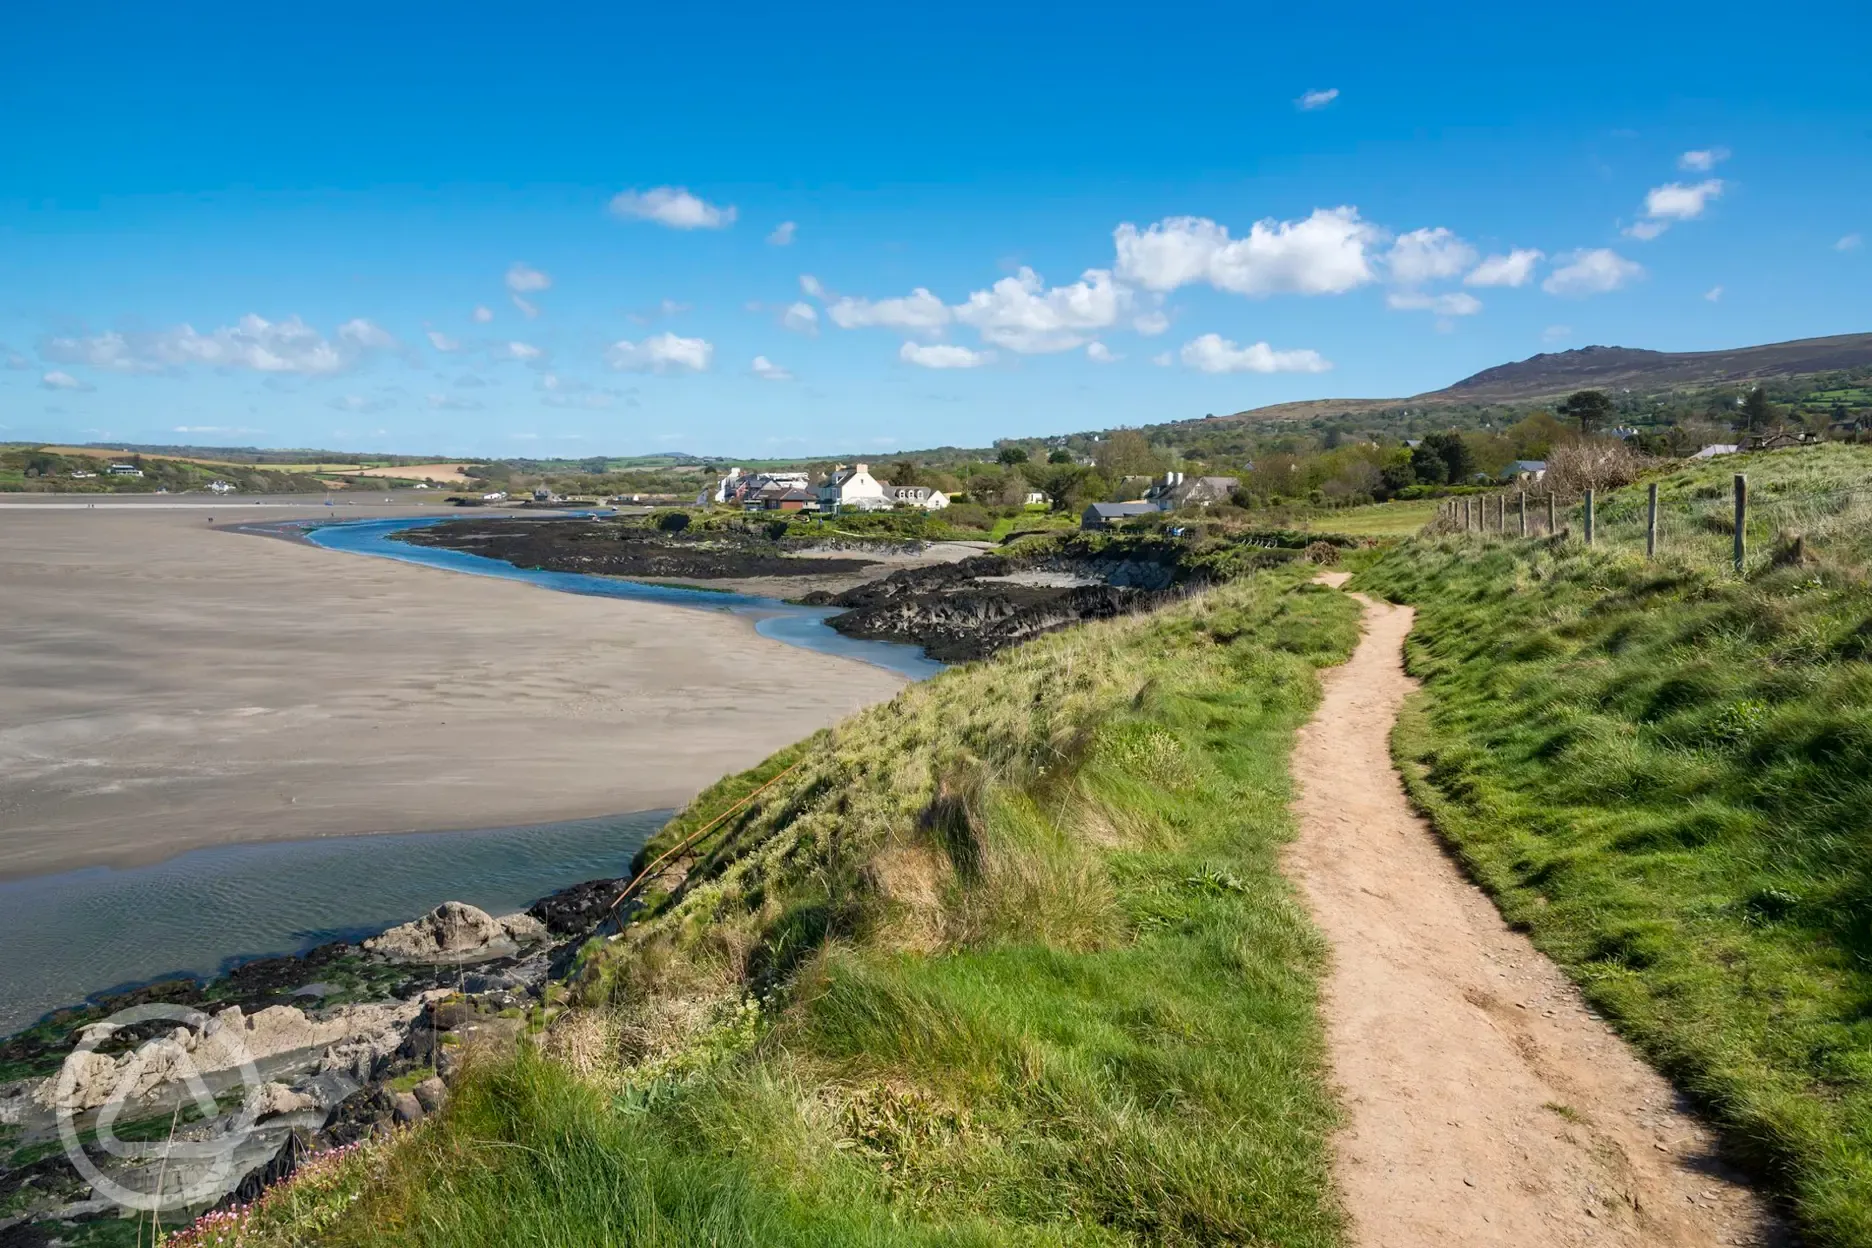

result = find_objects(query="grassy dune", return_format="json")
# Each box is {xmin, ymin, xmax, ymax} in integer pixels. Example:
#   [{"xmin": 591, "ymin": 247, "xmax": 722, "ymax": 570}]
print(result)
[
  {"xmin": 1355, "ymin": 445, "xmax": 1872, "ymax": 1245},
  {"xmin": 199, "ymin": 568, "xmax": 1360, "ymax": 1247}
]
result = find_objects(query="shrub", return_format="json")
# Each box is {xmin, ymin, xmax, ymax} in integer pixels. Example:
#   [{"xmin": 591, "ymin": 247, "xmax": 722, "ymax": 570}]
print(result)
[{"xmin": 652, "ymin": 509, "xmax": 692, "ymax": 532}]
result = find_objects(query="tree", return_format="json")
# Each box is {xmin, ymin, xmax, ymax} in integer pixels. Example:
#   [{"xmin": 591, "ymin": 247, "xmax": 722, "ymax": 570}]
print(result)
[
  {"xmin": 1419, "ymin": 431, "xmax": 1475, "ymax": 485},
  {"xmin": 1558, "ymin": 389, "xmax": 1615, "ymax": 435},
  {"xmin": 1741, "ymin": 387, "xmax": 1775, "ymax": 431},
  {"xmin": 1047, "ymin": 449, "xmax": 1074, "ymax": 464},
  {"xmin": 887, "ymin": 459, "xmax": 921, "ymax": 486},
  {"xmin": 996, "ymin": 446, "xmax": 1029, "ymax": 466},
  {"xmin": 1409, "ymin": 442, "xmax": 1448, "ymax": 486},
  {"xmin": 1378, "ymin": 452, "xmax": 1416, "ymax": 497},
  {"xmin": 1023, "ymin": 462, "xmax": 1089, "ymax": 511},
  {"xmin": 1093, "ymin": 429, "xmax": 1164, "ymax": 479}
]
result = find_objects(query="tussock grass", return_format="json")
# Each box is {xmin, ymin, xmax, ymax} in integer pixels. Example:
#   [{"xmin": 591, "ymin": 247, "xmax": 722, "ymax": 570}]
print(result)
[
  {"xmin": 1356, "ymin": 448, "xmax": 1872, "ymax": 1246},
  {"xmin": 204, "ymin": 569, "xmax": 1360, "ymax": 1247}
]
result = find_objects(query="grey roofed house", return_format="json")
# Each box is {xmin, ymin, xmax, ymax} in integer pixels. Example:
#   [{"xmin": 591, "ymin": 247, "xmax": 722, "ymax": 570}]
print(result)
[
  {"xmin": 1146, "ymin": 471, "xmax": 1239, "ymax": 510},
  {"xmin": 1081, "ymin": 501, "xmax": 1161, "ymax": 530},
  {"xmin": 1500, "ymin": 459, "xmax": 1547, "ymax": 480},
  {"xmin": 1691, "ymin": 443, "xmax": 1741, "ymax": 459}
]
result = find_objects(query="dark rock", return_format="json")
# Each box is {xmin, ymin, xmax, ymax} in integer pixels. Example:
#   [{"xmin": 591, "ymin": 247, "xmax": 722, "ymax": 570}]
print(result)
[
  {"xmin": 527, "ymin": 877, "xmax": 628, "ymax": 936},
  {"xmin": 411, "ymin": 1077, "xmax": 448, "ymax": 1114},
  {"xmin": 390, "ymin": 1092, "xmax": 424, "ymax": 1124},
  {"xmin": 398, "ymin": 517, "xmax": 880, "ymax": 581}
]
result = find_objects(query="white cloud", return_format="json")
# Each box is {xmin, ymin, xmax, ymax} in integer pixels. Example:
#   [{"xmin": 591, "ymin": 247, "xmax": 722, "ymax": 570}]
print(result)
[
  {"xmin": 1113, "ymin": 207, "xmax": 1380, "ymax": 297},
  {"xmin": 767, "ymin": 221, "xmax": 797, "ymax": 246},
  {"xmin": 512, "ymin": 296, "xmax": 540, "ymax": 319},
  {"xmin": 41, "ymin": 370, "xmax": 92, "ymax": 391},
  {"xmin": 43, "ymin": 314, "xmax": 393, "ymax": 376},
  {"xmin": 1086, "ymin": 342, "xmax": 1120, "ymax": 363},
  {"xmin": 1386, "ymin": 290, "xmax": 1484, "ymax": 316},
  {"xmin": 1542, "ymin": 248, "xmax": 1644, "ymax": 297},
  {"xmin": 1133, "ymin": 309, "xmax": 1170, "ymax": 336},
  {"xmin": 502, "ymin": 341, "xmax": 544, "ymax": 362},
  {"xmin": 1679, "ymin": 148, "xmax": 1729, "ymax": 171},
  {"xmin": 1623, "ymin": 219, "xmax": 1670, "ymax": 241},
  {"xmin": 827, "ymin": 287, "xmax": 952, "ymax": 333},
  {"xmin": 471, "ymin": 305, "xmax": 494, "ymax": 323},
  {"xmin": 782, "ymin": 301, "xmax": 819, "ymax": 334},
  {"xmin": 427, "ymin": 330, "xmax": 461, "ymax": 352},
  {"xmin": 751, "ymin": 355, "xmax": 793, "ymax": 381},
  {"xmin": 1705, "ymin": 285, "xmax": 1724, "ymax": 302},
  {"xmin": 3, "ymin": 351, "xmax": 29, "ymax": 370},
  {"xmin": 800, "ymin": 274, "xmax": 826, "ymax": 298},
  {"xmin": 1151, "ymin": 352, "xmax": 1173, "ymax": 366},
  {"xmin": 1465, "ymin": 248, "xmax": 1543, "ymax": 287},
  {"xmin": 900, "ymin": 341, "xmax": 991, "ymax": 369},
  {"xmin": 951, "ymin": 266, "xmax": 1125, "ymax": 353},
  {"xmin": 608, "ymin": 186, "xmax": 736, "ymax": 230},
  {"xmin": 606, "ymin": 332, "xmax": 713, "ymax": 373},
  {"xmin": 427, "ymin": 393, "xmax": 484, "ymax": 411},
  {"xmin": 1297, "ymin": 87, "xmax": 1339, "ymax": 110},
  {"xmin": 1644, "ymin": 179, "xmax": 1725, "ymax": 225},
  {"xmin": 1386, "ymin": 227, "xmax": 1478, "ymax": 286},
  {"xmin": 1838, "ymin": 233, "xmax": 1864, "ymax": 252},
  {"xmin": 1178, "ymin": 333, "xmax": 1332, "ymax": 374},
  {"xmin": 505, "ymin": 263, "xmax": 551, "ymax": 293},
  {"xmin": 1542, "ymin": 325, "xmax": 1572, "ymax": 343}
]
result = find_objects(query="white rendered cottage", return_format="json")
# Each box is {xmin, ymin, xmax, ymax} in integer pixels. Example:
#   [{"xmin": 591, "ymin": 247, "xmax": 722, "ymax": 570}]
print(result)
[{"xmin": 817, "ymin": 463, "xmax": 890, "ymax": 511}]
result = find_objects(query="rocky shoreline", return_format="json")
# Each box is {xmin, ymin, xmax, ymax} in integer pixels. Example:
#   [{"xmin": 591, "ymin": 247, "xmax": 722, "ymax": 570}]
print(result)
[{"xmin": 0, "ymin": 877, "xmax": 636, "ymax": 1244}]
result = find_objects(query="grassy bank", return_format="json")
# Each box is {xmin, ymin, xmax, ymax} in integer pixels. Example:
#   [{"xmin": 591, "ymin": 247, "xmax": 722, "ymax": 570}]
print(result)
[
  {"xmin": 191, "ymin": 568, "xmax": 1360, "ymax": 1246},
  {"xmin": 1354, "ymin": 446, "xmax": 1872, "ymax": 1244}
]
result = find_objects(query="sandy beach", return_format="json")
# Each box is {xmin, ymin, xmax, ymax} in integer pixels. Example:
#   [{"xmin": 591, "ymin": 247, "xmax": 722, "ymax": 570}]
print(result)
[{"xmin": 0, "ymin": 497, "xmax": 907, "ymax": 880}]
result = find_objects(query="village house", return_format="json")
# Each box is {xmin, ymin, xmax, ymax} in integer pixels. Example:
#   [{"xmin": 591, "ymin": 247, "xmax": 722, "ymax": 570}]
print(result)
[
  {"xmin": 817, "ymin": 463, "xmax": 890, "ymax": 511},
  {"xmin": 1081, "ymin": 501, "xmax": 1160, "ymax": 530},
  {"xmin": 1691, "ymin": 443, "xmax": 1741, "ymax": 459},
  {"xmin": 1500, "ymin": 460, "xmax": 1547, "ymax": 483},
  {"xmin": 207, "ymin": 480, "xmax": 237, "ymax": 494},
  {"xmin": 107, "ymin": 463, "xmax": 143, "ymax": 477},
  {"xmin": 701, "ymin": 467, "xmax": 812, "ymax": 506},
  {"xmin": 888, "ymin": 484, "xmax": 950, "ymax": 510},
  {"xmin": 1144, "ymin": 471, "xmax": 1239, "ymax": 510}
]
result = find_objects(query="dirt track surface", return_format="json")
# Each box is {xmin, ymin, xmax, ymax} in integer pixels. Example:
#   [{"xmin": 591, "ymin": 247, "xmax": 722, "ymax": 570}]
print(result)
[{"xmin": 1289, "ymin": 576, "xmax": 1785, "ymax": 1247}]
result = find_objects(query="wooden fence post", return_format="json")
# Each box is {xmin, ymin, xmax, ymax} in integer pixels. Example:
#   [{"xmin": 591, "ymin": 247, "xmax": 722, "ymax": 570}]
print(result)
[
  {"xmin": 1584, "ymin": 489, "xmax": 1595, "ymax": 545},
  {"xmin": 1497, "ymin": 493, "xmax": 1506, "ymax": 534},
  {"xmin": 1646, "ymin": 483, "xmax": 1658, "ymax": 558},
  {"xmin": 1518, "ymin": 490, "xmax": 1527, "ymax": 537},
  {"xmin": 1463, "ymin": 498, "xmax": 1471, "ymax": 531},
  {"xmin": 1734, "ymin": 473, "xmax": 1748, "ymax": 574},
  {"xmin": 1546, "ymin": 494, "xmax": 1556, "ymax": 534}
]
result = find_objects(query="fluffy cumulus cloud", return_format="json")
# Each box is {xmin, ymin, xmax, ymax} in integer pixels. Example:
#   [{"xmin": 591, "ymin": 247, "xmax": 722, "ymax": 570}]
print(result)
[
  {"xmin": 1178, "ymin": 333, "xmax": 1331, "ymax": 374},
  {"xmin": 1542, "ymin": 248, "xmax": 1643, "ymax": 297},
  {"xmin": 1679, "ymin": 148, "xmax": 1730, "ymax": 172},
  {"xmin": 472, "ymin": 305, "xmax": 494, "ymax": 324},
  {"xmin": 1386, "ymin": 290, "xmax": 1483, "ymax": 316},
  {"xmin": 951, "ymin": 267, "xmax": 1125, "ymax": 353},
  {"xmin": 608, "ymin": 186, "xmax": 737, "ymax": 230},
  {"xmin": 782, "ymin": 301, "xmax": 819, "ymax": 334},
  {"xmin": 827, "ymin": 288, "xmax": 952, "ymax": 333},
  {"xmin": 1297, "ymin": 87, "xmax": 1339, "ymax": 110},
  {"xmin": 1627, "ymin": 180, "xmax": 1725, "ymax": 239},
  {"xmin": 427, "ymin": 330, "xmax": 461, "ymax": 352},
  {"xmin": 1838, "ymin": 234, "xmax": 1864, "ymax": 252},
  {"xmin": 505, "ymin": 263, "xmax": 551, "ymax": 293},
  {"xmin": 750, "ymin": 355, "xmax": 793, "ymax": 381},
  {"xmin": 606, "ymin": 332, "xmax": 713, "ymax": 373},
  {"xmin": 767, "ymin": 221, "xmax": 796, "ymax": 246},
  {"xmin": 502, "ymin": 341, "xmax": 544, "ymax": 362},
  {"xmin": 1465, "ymin": 248, "xmax": 1543, "ymax": 287},
  {"xmin": 1705, "ymin": 285, "xmax": 1724, "ymax": 302},
  {"xmin": 41, "ymin": 370, "xmax": 92, "ymax": 391},
  {"xmin": 1133, "ymin": 308, "xmax": 1170, "ymax": 336},
  {"xmin": 1386, "ymin": 228, "xmax": 1477, "ymax": 285},
  {"xmin": 42, "ymin": 315, "xmax": 397, "ymax": 376},
  {"xmin": 799, "ymin": 274, "xmax": 826, "ymax": 298},
  {"xmin": 900, "ymin": 341, "xmax": 991, "ymax": 369},
  {"xmin": 1086, "ymin": 342, "xmax": 1119, "ymax": 363},
  {"xmin": 1113, "ymin": 208, "xmax": 1379, "ymax": 297}
]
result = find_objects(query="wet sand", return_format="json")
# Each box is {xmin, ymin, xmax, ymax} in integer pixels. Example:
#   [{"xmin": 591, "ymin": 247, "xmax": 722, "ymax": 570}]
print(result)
[{"xmin": 0, "ymin": 497, "xmax": 907, "ymax": 880}]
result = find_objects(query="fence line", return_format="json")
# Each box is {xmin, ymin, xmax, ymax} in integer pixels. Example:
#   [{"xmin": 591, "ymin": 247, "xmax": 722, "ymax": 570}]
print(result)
[{"xmin": 1431, "ymin": 473, "xmax": 1825, "ymax": 575}]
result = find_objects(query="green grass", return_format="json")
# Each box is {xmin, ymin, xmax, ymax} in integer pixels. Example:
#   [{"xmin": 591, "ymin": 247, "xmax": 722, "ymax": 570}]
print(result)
[
  {"xmin": 1353, "ymin": 452, "xmax": 1872, "ymax": 1245},
  {"xmin": 1302, "ymin": 498, "xmax": 1441, "ymax": 537},
  {"xmin": 201, "ymin": 568, "xmax": 1361, "ymax": 1247}
]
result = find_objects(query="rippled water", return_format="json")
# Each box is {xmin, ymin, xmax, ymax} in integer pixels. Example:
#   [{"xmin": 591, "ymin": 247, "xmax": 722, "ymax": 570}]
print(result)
[
  {"xmin": 0, "ymin": 811, "xmax": 666, "ymax": 1036},
  {"xmin": 304, "ymin": 515, "xmax": 944, "ymax": 681}
]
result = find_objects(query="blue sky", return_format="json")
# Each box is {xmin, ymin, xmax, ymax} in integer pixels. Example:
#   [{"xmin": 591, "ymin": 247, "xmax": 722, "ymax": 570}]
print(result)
[{"xmin": 2, "ymin": 0, "xmax": 1867, "ymax": 458}]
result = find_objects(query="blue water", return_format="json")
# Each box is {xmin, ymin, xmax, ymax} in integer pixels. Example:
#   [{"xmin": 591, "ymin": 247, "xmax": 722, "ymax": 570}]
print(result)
[
  {"xmin": 304, "ymin": 516, "xmax": 944, "ymax": 681},
  {"xmin": 0, "ymin": 811, "xmax": 667, "ymax": 1036}
]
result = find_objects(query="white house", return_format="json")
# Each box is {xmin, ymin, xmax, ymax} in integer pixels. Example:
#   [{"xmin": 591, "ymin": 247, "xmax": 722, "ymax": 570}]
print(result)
[
  {"xmin": 817, "ymin": 463, "xmax": 890, "ymax": 511},
  {"xmin": 107, "ymin": 463, "xmax": 143, "ymax": 477},
  {"xmin": 207, "ymin": 480, "xmax": 237, "ymax": 495},
  {"xmin": 888, "ymin": 485, "xmax": 949, "ymax": 510},
  {"xmin": 1691, "ymin": 444, "xmax": 1741, "ymax": 459}
]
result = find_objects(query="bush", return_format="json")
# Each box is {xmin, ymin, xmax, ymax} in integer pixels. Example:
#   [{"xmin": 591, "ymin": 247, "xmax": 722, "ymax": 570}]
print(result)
[
  {"xmin": 1543, "ymin": 437, "xmax": 1650, "ymax": 496},
  {"xmin": 652, "ymin": 509, "xmax": 692, "ymax": 532}
]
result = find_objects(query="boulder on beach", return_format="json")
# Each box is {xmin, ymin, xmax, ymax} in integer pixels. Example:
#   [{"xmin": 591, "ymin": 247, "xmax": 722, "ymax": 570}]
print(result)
[{"xmin": 364, "ymin": 901, "xmax": 546, "ymax": 963}]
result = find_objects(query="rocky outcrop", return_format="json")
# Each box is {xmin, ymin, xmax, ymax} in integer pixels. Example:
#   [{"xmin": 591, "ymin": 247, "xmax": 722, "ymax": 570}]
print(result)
[{"xmin": 364, "ymin": 902, "xmax": 546, "ymax": 963}]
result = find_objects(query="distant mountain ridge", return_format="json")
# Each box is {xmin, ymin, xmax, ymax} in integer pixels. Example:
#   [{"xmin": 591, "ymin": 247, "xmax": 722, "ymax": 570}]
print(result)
[{"xmin": 1422, "ymin": 333, "xmax": 1872, "ymax": 403}]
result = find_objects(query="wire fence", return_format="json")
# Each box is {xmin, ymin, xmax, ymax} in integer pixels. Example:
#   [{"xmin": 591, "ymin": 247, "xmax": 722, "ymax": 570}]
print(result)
[{"xmin": 1429, "ymin": 473, "xmax": 1872, "ymax": 576}]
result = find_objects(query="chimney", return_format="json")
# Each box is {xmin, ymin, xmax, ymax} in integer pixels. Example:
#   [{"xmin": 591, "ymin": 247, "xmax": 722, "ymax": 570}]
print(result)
[{"xmin": 855, "ymin": 463, "xmax": 868, "ymax": 474}]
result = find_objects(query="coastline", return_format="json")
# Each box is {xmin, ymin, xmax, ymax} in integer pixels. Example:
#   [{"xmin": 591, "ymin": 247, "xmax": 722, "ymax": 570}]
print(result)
[{"xmin": 0, "ymin": 500, "xmax": 908, "ymax": 881}]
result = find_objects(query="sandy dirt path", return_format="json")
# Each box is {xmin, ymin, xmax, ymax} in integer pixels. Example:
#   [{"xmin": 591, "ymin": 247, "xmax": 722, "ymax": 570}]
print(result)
[{"xmin": 1288, "ymin": 575, "xmax": 1784, "ymax": 1247}]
